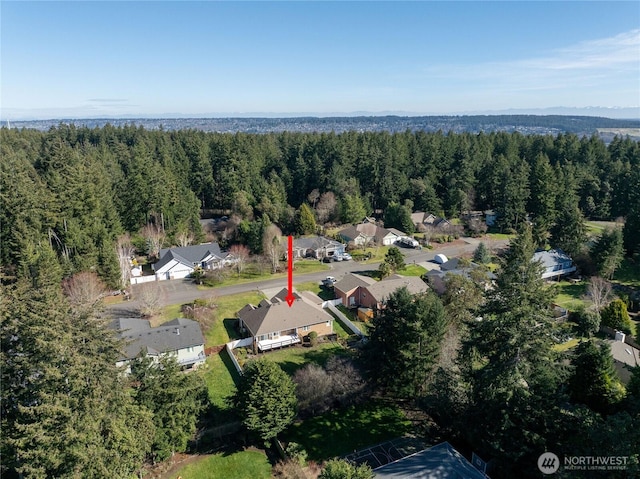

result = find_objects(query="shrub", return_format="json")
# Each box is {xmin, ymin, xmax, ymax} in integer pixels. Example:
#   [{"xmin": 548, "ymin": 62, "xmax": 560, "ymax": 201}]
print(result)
[
  {"xmin": 601, "ymin": 299, "xmax": 633, "ymax": 334},
  {"xmin": 308, "ymin": 331, "xmax": 318, "ymax": 347}
]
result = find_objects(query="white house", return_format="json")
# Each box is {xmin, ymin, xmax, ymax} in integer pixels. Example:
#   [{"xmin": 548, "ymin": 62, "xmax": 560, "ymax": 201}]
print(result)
[
  {"xmin": 110, "ymin": 317, "xmax": 206, "ymax": 373},
  {"xmin": 533, "ymin": 249, "xmax": 577, "ymax": 280},
  {"xmin": 338, "ymin": 223, "xmax": 405, "ymax": 246},
  {"xmin": 152, "ymin": 242, "xmax": 234, "ymax": 280}
]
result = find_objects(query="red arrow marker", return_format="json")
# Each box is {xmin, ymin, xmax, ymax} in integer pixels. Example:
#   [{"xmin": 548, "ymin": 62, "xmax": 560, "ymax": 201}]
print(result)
[{"xmin": 285, "ymin": 235, "xmax": 295, "ymax": 307}]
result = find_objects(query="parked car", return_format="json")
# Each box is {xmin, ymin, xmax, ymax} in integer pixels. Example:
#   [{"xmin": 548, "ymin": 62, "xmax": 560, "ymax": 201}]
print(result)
[
  {"xmin": 342, "ymin": 253, "xmax": 352, "ymax": 261},
  {"xmin": 322, "ymin": 276, "xmax": 337, "ymax": 287},
  {"xmin": 322, "ymin": 256, "xmax": 332, "ymax": 263},
  {"xmin": 333, "ymin": 254, "xmax": 343, "ymax": 262}
]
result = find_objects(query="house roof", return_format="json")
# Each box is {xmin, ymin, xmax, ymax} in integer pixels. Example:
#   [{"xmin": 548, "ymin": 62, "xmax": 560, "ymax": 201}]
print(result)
[
  {"xmin": 154, "ymin": 242, "xmax": 228, "ymax": 271},
  {"xmin": 411, "ymin": 212, "xmax": 426, "ymax": 225},
  {"xmin": 238, "ymin": 290, "xmax": 332, "ymax": 336},
  {"xmin": 110, "ymin": 317, "xmax": 205, "ymax": 361},
  {"xmin": 386, "ymin": 228, "xmax": 407, "ymax": 238},
  {"xmin": 293, "ymin": 236, "xmax": 343, "ymax": 251},
  {"xmin": 608, "ymin": 340, "xmax": 640, "ymax": 369},
  {"xmin": 338, "ymin": 223, "xmax": 398, "ymax": 244},
  {"xmin": 364, "ymin": 275, "xmax": 428, "ymax": 303},
  {"xmin": 532, "ymin": 249, "xmax": 573, "ymax": 269},
  {"xmin": 374, "ymin": 442, "xmax": 486, "ymax": 479},
  {"xmin": 334, "ymin": 273, "xmax": 376, "ymax": 294}
]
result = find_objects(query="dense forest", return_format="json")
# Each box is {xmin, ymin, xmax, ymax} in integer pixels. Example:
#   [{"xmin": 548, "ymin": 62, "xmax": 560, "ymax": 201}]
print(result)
[{"xmin": 1, "ymin": 124, "xmax": 639, "ymax": 286}]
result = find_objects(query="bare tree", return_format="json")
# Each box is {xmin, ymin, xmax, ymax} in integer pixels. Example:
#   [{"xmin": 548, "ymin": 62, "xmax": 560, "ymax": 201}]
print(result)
[
  {"xmin": 136, "ymin": 282, "xmax": 164, "ymax": 318},
  {"xmin": 307, "ymin": 188, "xmax": 320, "ymax": 209},
  {"xmin": 175, "ymin": 229, "xmax": 194, "ymax": 247},
  {"xmin": 116, "ymin": 234, "xmax": 135, "ymax": 290},
  {"xmin": 585, "ymin": 276, "xmax": 614, "ymax": 314},
  {"xmin": 141, "ymin": 223, "xmax": 165, "ymax": 260},
  {"xmin": 263, "ymin": 224, "xmax": 284, "ymax": 273},
  {"xmin": 315, "ymin": 191, "xmax": 337, "ymax": 225},
  {"xmin": 229, "ymin": 244, "xmax": 250, "ymax": 275},
  {"xmin": 293, "ymin": 364, "xmax": 333, "ymax": 416},
  {"xmin": 62, "ymin": 271, "xmax": 107, "ymax": 311}
]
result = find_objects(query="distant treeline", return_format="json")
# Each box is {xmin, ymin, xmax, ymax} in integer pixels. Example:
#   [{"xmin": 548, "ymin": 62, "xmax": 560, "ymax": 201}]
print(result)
[{"xmin": 2, "ymin": 125, "xmax": 639, "ymax": 285}]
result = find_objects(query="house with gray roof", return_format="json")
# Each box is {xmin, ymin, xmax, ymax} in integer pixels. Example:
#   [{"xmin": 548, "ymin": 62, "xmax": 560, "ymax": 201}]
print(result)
[
  {"xmin": 532, "ymin": 248, "xmax": 577, "ymax": 280},
  {"xmin": 152, "ymin": 242, "xmax": 235, "ymax": 280},
  {"xmin": 338, "ymin": 223, "xmax": 404, "ymax": 247},
  {"xmin": 290, "ymin": 236, "xmax": 345, "ymax": 259},
  {"xmin": 110, "ymin": 317, "xmax": 206, "ymax": 372},
  {"xmin": 237, "ymin": 289, "xmax": 334, "ymax": 352},
  {"xmin": 334, "ymin": 273, "xmax": 377, "ymax": 307},
  {"xmin": 361, "ymin": 275, "xmax": 429, "ymax": 310}
]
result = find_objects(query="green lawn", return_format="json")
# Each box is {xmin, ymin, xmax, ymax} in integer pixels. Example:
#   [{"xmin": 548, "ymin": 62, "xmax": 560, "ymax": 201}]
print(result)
[
  {"xmin": 350, "ymin": 246, "xmax": 391, "ymax": 264},
  {"xmin": 553, "ymin": 337, "xmax": 580, "ymax": 352},
  {"xmin": 336, "ymin": 305, "xmax": 370, "ymax": 334},
  {"xmin": 553, "ymin": 281, "xmax": 588, "ymax": 311},
  {"xmin": 199, "ymin": 260, "xmax": 329, "ymax": 289},
  {"xmin": 612, "ymin": 258, "xmax": 640, "ymax": 289},
  {"xmin": 253, "ymin": 343, "xmax": 350, "ymax": 376},
  {"xmin": 486, "ymin": 232, "xmax": 515, "ymax": 240},
  {"xmin": 199, "ymin": 350, "xmax": 240, "ymax": 422},
  {"xmin": 296, "ymin": 280, "xmax": 336, "ymax": 301},
  {"xmin": 206, "ymin": 291, "xmax": 265, "ymax": 346},
  {"xmin": 400, "ymin": 264, "xmax": 427, "ymax": 277},
  {"xmin": 167, "ymin": 450, "xmax": 272, "ymax": 479},
  {"xmin": 283, "ymin": 400, "xmax": 412, "ymax": 460}
]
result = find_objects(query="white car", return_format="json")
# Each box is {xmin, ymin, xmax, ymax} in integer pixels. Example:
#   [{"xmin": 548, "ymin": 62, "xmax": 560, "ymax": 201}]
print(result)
[
  {"xmin": 333, "ymin": 254, "xmax": 343, "ymax": 261},
  {"xmin": 322, "ymin": 276, "xmax": 337, "ymax": 287},
  {"xmin": 341, "ymin": 253, "xmax": 352, "ymax": 261}
]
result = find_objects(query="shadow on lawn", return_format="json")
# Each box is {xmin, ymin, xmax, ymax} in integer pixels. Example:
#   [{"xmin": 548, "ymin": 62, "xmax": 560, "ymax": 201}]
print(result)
[
  {"xmin": 274, "ymin": 345, "xmax": 352, "ymax": 376},
  {"xmin": 223, "ymin": 318, "xmax": 241, "ymax": 341}
]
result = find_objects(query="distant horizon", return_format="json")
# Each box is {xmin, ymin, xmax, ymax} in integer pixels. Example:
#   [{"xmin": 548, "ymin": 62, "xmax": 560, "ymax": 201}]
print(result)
[
  {"xmin": 4, "ymin": 106, "xmax": 640, "ymax": 123},
  {"xmin": 2, "ymin": 2, "xmax": 638, "ymax": 121}
]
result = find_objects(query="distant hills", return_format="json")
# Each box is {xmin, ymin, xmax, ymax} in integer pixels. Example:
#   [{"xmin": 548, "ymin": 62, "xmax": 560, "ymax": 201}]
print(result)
[{"xmin": 5, "ymin": 115, "xmax": 640, "ymax": 139}]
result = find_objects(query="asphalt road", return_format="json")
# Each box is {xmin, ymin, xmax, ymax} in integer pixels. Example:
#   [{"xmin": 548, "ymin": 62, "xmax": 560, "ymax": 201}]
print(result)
[{"xmin": 107, "ymin": 237, "xmax": 509, "ymax": 317}]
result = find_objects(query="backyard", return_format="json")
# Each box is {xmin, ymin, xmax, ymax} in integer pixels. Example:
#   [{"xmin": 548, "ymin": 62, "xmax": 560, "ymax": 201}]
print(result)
[
  {"xmin": 283, "ymin": 400, "xmax": 412, "ymax": 460},
  {"xmin": 166, "ymin": 449, "xmax": 272, "ymax": 479}
]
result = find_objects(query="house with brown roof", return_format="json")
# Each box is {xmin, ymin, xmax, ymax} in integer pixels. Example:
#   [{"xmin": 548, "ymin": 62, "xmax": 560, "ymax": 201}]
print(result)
[
  {"xmin": 334, "ymin": 273, "xmax": 376, "ymax": 307},
  {"xmin": 237, "ymin": 289, "xmax": 334, "ymax": 352},
  {"xmin": 334, "ymin": 272, "xmax": 428, "ymax": 310}
]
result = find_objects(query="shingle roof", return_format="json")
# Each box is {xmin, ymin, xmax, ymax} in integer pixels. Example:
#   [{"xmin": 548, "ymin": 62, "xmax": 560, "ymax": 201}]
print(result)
[
  {"xmin": 532, "ymin": 249, "xmax": 573, "ymax": 269},
  {"xmin": 154, "ymin": 242, "xmax": 228, "ymax": 271},
  {"xmin": 334, "ymin": 273, "xmax": 376, "ymax": 294},
  {"xmin": 110, "ymin": 317, "xmax": 205, "ymax": 361},
  {"xmin": 364, "ymin": 275, "xmax": 428, "ymax": 303},
  {"xmin": 293, "ymin": 236, "xmax": 342, "ymax": 251},
  {"xmin": 238, "ymin": 291, "xmax": 332, "ymax": 336}
]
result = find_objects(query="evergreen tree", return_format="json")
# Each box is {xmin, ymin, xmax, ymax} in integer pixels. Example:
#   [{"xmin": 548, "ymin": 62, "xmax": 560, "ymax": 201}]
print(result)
[
  {"xmin": 1, "ymin": 245, "xmax": 154, "ymax": 478},
  {"xmin": 340, "ymin": 193, "xmax": 367, "ymax": 224},
  {"xmin": 233, "ymin": 359, "xmax": 297, "ymax": 443},
  {"xmin": 472, "ymin": 242, "xmax": 490, "ymax": 264},
  {"xmin": 383, "ymin": 202, "xmax": 415, "ymax": 234},
  {"xmin": 367, "ymin": 288, "xmax": 447, "ymax": 397},
  {"xmin": 295, "ymin": 203, "xmax": 317, "ymax": 235},
  {"xmin": 569, "ymin": 341, "xmax": 625, "ymax": 415},
  {"xmin": 382, "ymin": 246, "xmax": 405, "ymax": 273},
  {"xmin": 591, "ymin": 228, "xmax": 625, "ymax": 279},
  {"xmin": 550, "ymin": 198, "xmax": 587, "ymax": 258},
  {"xmin": 319, "ymin": 459, "xmax": 373, "ymax": 479},
  {"xmin": 130, "ymin": 354, "xmax": 208, "ymax": 461},
  {"xmin": 600, "ymin": 299, "xmax": 633, "ymax": 334}
]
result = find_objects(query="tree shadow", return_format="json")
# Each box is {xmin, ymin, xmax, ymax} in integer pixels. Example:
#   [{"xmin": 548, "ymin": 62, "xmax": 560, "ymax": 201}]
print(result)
[{"xmin": 223, "ymin": 318, "xmax": 241, "ymax": 341}]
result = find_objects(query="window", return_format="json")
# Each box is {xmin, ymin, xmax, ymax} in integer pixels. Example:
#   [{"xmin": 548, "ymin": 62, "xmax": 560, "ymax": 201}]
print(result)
[{"xmin": 302, "ymin": 325, "xmax": 310, "ymax": 332}]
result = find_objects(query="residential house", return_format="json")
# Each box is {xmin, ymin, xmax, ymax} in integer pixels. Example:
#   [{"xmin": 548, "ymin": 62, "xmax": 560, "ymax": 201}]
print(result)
[
  {"xmin": 412, "ymin": 212, "xmax": 452, "ymax": 231},
  {"xmin": 110, "ymin": 317, "xmax": 206, "ymax": 373},
  {"xmin": 608, "ymin": 332, "xmax": 640, "ymax": 384},
  {"xmin": 152, "ymin": 242, "xmax": 235, "ymax": 280},
  {"xmin": 334, "ymin": 272, "xmax": 428, "ymax": 310},
  {"xmin": 334, "ymin": 273, "xmax": 376, "ymax": 307},
  {"xmin": 360, "ymin": 274, "xmax": 429, "ymax": 310},
  {"xmin": 374, "ymin": 442, "xmax": 487, "ymax": 479},
  {"xmin": 290, "ymin": 236, "xmax": 345, "ymax": 259},
  {"xmin": 426, "ymin": 260, "xmax": 496, "ymax": 295},
  {"xmin": 532, "ymin": 249, "xmax": 577, "ymax": 280},
  {"xmin": 237, "ymin": 289, "xmax": 334, "ymax": 352},
  {"xmin": 338, "ymin": 222, "xmax": 405, "ymax": 246}
]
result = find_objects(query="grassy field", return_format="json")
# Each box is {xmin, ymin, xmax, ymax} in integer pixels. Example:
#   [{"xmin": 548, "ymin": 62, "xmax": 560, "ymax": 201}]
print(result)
[
  {"xmin": 612, "ymin": 258, "xmax": 640, "ymax": 289},
  {"xmin": 199, "ymin": 260, "xmax": 329, "ymax": 289},
  {"xmin": 199, "ymin": 350, "xmax": 241, "ymax": 420},
  {"xmin": 283, "ymin": 400, "xmax": 412, "ymax": 460},
  {"xmin": 553, "ymin": 281, "xmax": 589, "ymax": 311},
  {"xmin": 553, "ymin": 337, "xmax": 580, "ymax": 352},
  {"xmin": 206, "ymin": 291, "xmax": 265, "ymax": 346},
  {"xmin": 486, "ymin": 232, "xmax": 516, "ymax": 240},
  {"xmin": 167, "ymin": 450, "xmax": 272, "ymax": 479},
  {"xmin": 295, "ymin": 280, "xmax": 336, "ymax": 301},
  {"xmin": 400, "ymin": 264, "xmax": 427, "ymax": 277},
  {"xmin": 252, "ymin": 342, "xmax": 350, "ymax": 376}
]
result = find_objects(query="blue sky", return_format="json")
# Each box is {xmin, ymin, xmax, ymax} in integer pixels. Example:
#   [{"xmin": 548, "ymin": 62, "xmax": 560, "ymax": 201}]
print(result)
[{"xmin": 2, "ymin": 1, "xmax": 639, "ymax": 119}]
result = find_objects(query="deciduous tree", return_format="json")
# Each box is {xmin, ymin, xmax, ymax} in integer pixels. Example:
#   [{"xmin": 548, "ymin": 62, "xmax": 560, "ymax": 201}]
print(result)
[{"xmin": 229, "ymin": 244, "xmax": 250, "ymax": 275}]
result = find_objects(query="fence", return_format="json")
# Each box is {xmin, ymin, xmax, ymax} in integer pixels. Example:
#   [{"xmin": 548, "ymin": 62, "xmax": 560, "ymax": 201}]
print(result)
[
  {"xmin": 225, "ymin": 337, "xmax": 253, "ymax": 375},
  {"xmin": 327, "ymin": 303, "xmax": 364, "ymax": 337},
  {"xmin": 130, "ymin": 275, "xmax": 157, "ymax": 285}
]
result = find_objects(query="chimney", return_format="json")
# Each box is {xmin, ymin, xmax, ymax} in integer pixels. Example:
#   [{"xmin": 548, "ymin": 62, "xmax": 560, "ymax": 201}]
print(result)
[
  {"xmin": 615, "ymin": 330, "xmax": 625, "ymax": 342},
  {"xmin": 175, "ymin": 328, "xmax": 180, "ymax": 336}
]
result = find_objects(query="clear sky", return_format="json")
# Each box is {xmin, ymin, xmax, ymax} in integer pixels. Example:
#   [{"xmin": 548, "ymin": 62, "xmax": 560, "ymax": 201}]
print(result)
[{"xmin": 2, "ymin": 1, "xmax": 639, "ymax": 119}]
